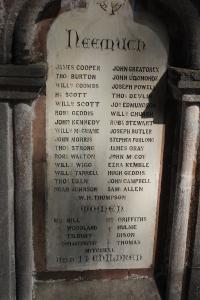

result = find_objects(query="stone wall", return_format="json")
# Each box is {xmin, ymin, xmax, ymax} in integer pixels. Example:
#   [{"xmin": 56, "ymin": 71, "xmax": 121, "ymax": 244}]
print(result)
[{"xmin": 0, "ymin": 1, "xmax": 200, "ymax": 300}]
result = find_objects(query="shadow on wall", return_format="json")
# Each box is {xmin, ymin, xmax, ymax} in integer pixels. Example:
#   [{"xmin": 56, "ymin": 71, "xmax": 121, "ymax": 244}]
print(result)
[{"xmin": 142, "ymin": 73, "xmax": 167, "ymax": 125}]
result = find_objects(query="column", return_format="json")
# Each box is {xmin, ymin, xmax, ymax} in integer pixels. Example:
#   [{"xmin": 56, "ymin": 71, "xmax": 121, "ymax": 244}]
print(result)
[
  {"xmin": 167, "ymin": 67, "xmax": 200, "ymax": 300},
  {"xmin": 0, "ymin": 63, "xmax": 46, "ymax": 300}
]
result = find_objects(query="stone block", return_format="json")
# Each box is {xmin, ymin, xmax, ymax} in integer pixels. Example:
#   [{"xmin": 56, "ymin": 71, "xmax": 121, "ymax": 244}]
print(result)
[
  {"xmin": 33, "ymin": 278, "xmax": 161, "ymax": 300},
  {"xmin": 188, "ymin": 269, "xmax": 200, "ymax": 300}
]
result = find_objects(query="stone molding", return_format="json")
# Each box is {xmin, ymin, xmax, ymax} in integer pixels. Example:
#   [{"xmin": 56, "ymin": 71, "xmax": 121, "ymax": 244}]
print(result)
[
  {"xmin": 168, "ymin": 66, "xmax": 200, "ymax": 101},
  {"xmin": 0, "ymin": 63, "xmax": 47, "ymax": 101}
]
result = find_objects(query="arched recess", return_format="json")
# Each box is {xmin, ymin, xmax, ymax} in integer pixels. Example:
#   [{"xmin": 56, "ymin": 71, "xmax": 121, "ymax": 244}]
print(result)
[
  {"xmin": 10, "ymin": 0, "xmax": 200, "ymax": 68},
  {"xmin": 152, "ymin": 0, "xmax": 200, "ymax": 69},
  {"xmin": 12, "ymin": 0, "xmax": 61, "ymax": 63},
  {"xmin": 0, "ymin": 0, "xmax": 28, "ymax": 63},
  {"xmin": 7, "ymin": 0, "xmax": 200, "ymax": 300}
]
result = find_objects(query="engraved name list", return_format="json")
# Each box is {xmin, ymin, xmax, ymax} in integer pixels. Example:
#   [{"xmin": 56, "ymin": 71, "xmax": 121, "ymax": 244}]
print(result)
[{"xmin": 46, "ymin": 2, "xmax": 168, "ymax": 270}]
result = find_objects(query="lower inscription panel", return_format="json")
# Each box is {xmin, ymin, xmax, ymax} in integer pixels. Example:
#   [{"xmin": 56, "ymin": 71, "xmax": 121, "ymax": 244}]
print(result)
[{"xmin": 46, "ymin": 3, "xmax": 168, "ymax": 270}]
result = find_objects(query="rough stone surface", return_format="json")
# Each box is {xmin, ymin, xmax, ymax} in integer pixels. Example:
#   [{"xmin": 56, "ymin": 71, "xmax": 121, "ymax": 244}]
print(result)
[
  {"xmin": 0, "ymin": 0, "xmax": 199, "ymax": 67},
  {"xmin": 33, "ymin": 278, "xmax": 160, "ymax": 300},
  {"xmin": 157, "ymin": 0, "xmax": 200, "ymax": 69},
  {"xmin": 14, "ymin": 103, "xmax": 33, "ymax": 300},
  {"xmin": 166, "ymin": 100, "xmax": 200, "ymax": 300},
  {"xmin": 188, "ymin": 269, "xmax": 200, "ymax": 300},
  {"xmin": 0, "ymin": 63, "xmax": 47, "ymax": 78},
  {"xmin": 168, "ymin": 67, "xmax": 200, "ymax": 100},
  {"xmin": 0, "ymin": 63, "xmax": 47, "ymax": 102},
  {"xmin": 191, "ymin": 198, "xmax": 200, "ymax": 267},
  {"xmin": 168, "ymin": 67, "xmax": 200, "ymax": 84},
  {"xmin": 0, "ymin": 1, "xmax": 199, "ymax": 300},
  {"xmin": 13, "ymin": 0, "xmax": 61, "ymax": 64},
  {"xmin": 0, "ymin": 102, "xmax": 15, "ymax": 300},
  {"xmin": 188, "ymin": 185, "xmax": 200, "ymax": 299}
]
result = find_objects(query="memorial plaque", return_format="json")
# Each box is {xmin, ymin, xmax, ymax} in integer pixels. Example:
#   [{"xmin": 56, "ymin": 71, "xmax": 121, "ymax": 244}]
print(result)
[{"xmin": 46, "ymin": 0, "xmax": 168, "ymax": 270}]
